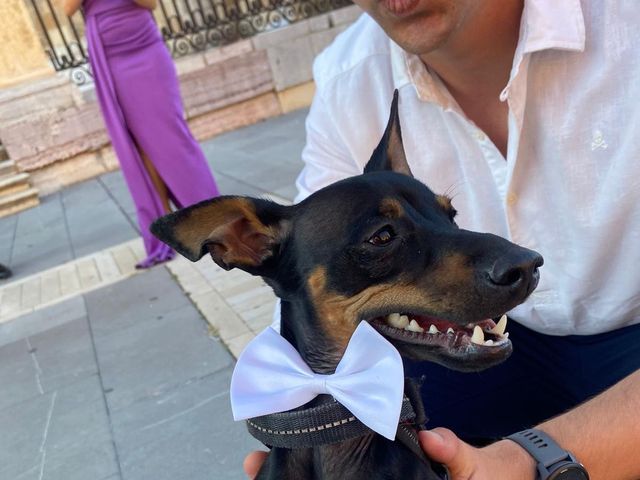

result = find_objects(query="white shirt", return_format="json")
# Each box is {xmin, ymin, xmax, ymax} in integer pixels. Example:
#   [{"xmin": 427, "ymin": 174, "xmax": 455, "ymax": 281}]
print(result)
[{"xmin": 295, "ymin": 0, "xmax": 640, "ymax": 335}]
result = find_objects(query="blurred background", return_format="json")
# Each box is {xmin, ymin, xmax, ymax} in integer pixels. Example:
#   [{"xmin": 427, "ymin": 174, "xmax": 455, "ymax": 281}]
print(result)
[{"xmin": 0, "ymin": 1, "xmax": 361, "ymax": 478}]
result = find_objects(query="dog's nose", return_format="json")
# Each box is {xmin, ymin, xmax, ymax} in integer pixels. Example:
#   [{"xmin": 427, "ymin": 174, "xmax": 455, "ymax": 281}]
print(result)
[{"xmin": 489, "ymin": 250, "xmax": 544, "ymax": 294}]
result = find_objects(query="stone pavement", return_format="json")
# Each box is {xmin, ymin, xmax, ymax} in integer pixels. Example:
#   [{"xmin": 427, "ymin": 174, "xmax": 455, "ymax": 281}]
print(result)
[{"xmin": 0, "ymin": 108, "xmax": 308, "ymax": 480}]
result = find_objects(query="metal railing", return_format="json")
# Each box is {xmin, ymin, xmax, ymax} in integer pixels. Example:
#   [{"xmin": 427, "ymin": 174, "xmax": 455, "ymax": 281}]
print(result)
[
  {"xmin": 28, "ymin": 0, "xmax": 92, "ymax": 85},
  {"xmin": 27, "ymin": 0, "xmax": 352, "ymax": 85}
]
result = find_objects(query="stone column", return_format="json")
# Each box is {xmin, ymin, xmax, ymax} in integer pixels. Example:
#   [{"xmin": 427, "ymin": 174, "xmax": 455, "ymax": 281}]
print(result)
[{"xmin": 0, "ymin": 0, "xmax": 51, "ymax": 88}]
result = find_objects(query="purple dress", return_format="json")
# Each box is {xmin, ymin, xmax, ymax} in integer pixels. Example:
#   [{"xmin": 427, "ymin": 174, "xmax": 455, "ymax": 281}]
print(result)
[{"xmin": 84, "ymin": 0, "xmax": 219, "ymax": 268}]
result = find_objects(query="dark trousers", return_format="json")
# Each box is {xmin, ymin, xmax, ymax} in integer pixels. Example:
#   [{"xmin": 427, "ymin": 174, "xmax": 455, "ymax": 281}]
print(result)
[{"xmin": 404, "ymin": 320, "xmax": 640, "ymax": 445}]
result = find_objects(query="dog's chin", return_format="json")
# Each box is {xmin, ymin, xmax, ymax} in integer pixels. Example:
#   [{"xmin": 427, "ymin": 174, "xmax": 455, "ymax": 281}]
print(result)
[{"xmin": 368, "ymin": 313, "xmax": 513, "ymax": 371}]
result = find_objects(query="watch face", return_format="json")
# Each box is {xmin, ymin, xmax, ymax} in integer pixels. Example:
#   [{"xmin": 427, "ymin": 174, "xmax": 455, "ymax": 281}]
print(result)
[{"xmin": 548, "ymin": 462, "xmax": 589, "ymax": 480}]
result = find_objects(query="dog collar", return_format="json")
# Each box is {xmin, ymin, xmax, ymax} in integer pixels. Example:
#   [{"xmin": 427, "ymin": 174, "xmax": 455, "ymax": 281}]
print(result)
[{"xmin": 245, "ymin": 395, "xmax": 418, "ymax": 449}]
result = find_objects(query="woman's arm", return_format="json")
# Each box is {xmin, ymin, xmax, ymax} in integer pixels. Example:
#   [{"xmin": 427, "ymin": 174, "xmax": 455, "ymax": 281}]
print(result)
[
  {"xmin": 133, "ymin": 0, "xmax": 158, "ymax": 9},
  {"xmin": 60, "ymin": 0, "xmax": 82, "ymax": 16}
]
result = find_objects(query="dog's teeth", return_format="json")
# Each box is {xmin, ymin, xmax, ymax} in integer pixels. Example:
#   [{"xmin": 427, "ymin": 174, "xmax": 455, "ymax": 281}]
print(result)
[
  {"xmin": 491, "ymin": 315, "xmax": 508, "ymax": 336},
  {"xmin": 405, "ymin": 319, "xmax": 424, "ymax": 333},
  {"xmin": 447, "ymin": 327, "xmax": 455, "ymax": 334},
  {"xmin": 428, "ymin": 324, "xmax": 439, "ymax": 334},
  {"xmin": 484, "ymin": 340, "xmax": 494, "ymax": 346},
  {"xmin": 471, "ymin": 326, "xmax": 485, "ymax": 345},
  {"xmin": 387, "ymin": 313, "xmax": 409, "ymax": 329}
]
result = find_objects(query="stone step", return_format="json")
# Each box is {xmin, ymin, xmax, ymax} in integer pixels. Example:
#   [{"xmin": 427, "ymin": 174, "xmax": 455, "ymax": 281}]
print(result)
[
  {"xmin": 0, "ymin": 187, "xmax": 40, "ymax": 218},
  {"xmin": 0, "ymin": 172, "xmax": 30, "ymax": 196},
  {"xmin": 0, "ymin": 160, "xmax": 16, "ymax": 177}
]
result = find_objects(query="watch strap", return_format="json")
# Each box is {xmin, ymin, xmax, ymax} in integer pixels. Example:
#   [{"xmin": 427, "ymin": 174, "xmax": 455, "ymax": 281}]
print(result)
[{"xmin": 507, "ymin": 429, "xmax": 573, "ymax": 469}]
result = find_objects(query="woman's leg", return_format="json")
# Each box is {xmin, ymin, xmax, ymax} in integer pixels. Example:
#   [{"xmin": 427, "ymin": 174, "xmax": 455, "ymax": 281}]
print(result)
[{"xmin": 138, "ymin": 144, "xmax": 171, "ymax": 214}]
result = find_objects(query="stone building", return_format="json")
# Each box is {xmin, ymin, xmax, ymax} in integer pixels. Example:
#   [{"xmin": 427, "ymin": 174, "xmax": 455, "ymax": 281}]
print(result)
[{"xmin": 0, "ymin": 0, "xmax": 361, "ymax": 217}]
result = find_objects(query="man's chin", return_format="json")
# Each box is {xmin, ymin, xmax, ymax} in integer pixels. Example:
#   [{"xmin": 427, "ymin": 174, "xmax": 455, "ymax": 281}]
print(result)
[{"xmin": 377, "ymin": 13, "xmax": 455, "ymax": 57}]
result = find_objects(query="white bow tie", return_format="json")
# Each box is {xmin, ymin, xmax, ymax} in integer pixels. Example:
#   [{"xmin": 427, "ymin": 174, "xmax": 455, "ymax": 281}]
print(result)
[{"xmin": 230, "ymin": 321, "xmax": 405, "ymax": 440}]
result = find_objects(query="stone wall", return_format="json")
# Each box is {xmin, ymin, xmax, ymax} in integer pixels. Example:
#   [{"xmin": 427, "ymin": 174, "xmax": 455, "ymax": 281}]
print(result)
[
  {"xmin": 0, "ymin": 5, "xmax": 362, "ymax": 195},
  {"xmin": 0, "ymin": 0, "xmax": 51, "ymax": 88}
]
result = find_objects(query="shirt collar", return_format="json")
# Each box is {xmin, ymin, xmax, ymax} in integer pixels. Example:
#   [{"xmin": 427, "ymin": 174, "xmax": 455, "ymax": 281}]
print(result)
[{"xmin": 391, "ymin": 0, "xmax": 586, "ymax": 103}]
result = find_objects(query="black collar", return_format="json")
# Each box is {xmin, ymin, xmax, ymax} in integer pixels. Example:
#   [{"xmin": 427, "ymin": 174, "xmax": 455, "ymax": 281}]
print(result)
[{"xmin": 246, "ymin": 395, "xmax": 418, "ymax": 449}]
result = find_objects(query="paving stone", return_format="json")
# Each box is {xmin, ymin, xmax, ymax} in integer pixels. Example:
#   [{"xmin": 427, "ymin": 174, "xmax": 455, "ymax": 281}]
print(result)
[
  {"xmin": 111, "ymin": 243, "xmax": 138, "ymax": 276},
  {"xmin": 212, "ymin": 172, "xmax": 271, "ymax": 198},
  {"xmin": 0, "ymin": 339, "xmax": 39, "ymax": 411},
  {"xmin": 86, "ymin": 270, "xmax": 232, "ymax": 412},
  {"xmin": 94, "ymin": 251, "xmax": 122, "ymax": 284},
  {"xmin": 27, "ymin": 317, "xmax": 97, "ymax": 394},
  {"xmin": 0, "ymin": 213, "xmax": 17, "ymax": 265},
  {"xmin": 112, "ymin": 368, "xmax": 260, "ymax": 480},
  {"xmin": 62, "ymin": 179, "xmax": 137, "ymax": 258},
  {"xmin": 0, "ymin": 296, "xmax": 86, "ymax": 348},
  {"xmin": 0, "ymin": 282, "xmax": 21, "ymax": 318},
  {"xmin": 40, "ymin": 268, "xmax": 62, "ymax": 305},
  {"xmin": 98, "ymin": 172, "xmax": 138, "ymax": 229},
  {"xmin": 191, "ymin": 291, "xmax": 251, "ymax": 340},
  {"xmin": 225, "ymin": 331, "xmax": 255, "ymax": 358},
  {"xmin": 77, "ymin": 257, "xmax": 101, "ymax": 289},
  {"xmin": 95, "ymin": 303, "xmax": 233, "ymax": 412},
  {"xmin": 10, "ymin": 194, "xmax": 73, "ymax": 280},
  {"xmin": 0, "ymin": 375, "xmax": 119, "ymax": 480},
  {"xmin": 85, "ymin": 267, "xmax": 191, "ymax": 337},
  {"xmin": 20, "ymin": 276, "xmax": 42, "ymax": 310},
  {"xmin": 58, "ymin": 263, "xmax": 81, "ymax": 297}
]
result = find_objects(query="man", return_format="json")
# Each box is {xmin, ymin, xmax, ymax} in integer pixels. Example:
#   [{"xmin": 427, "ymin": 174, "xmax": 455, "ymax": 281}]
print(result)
[
  {"xmin": 246, "ymin": 1, "xmax": 640, "ymax": 478},
  {"xmin": 0, "ymin": 263, "xmax": 11, "ymax": 280}
]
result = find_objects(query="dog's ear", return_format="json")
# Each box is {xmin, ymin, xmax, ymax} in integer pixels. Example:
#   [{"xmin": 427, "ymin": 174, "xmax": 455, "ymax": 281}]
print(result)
[
  {"xmin": 150, "ymin": 196, "xmax": 291, "ymax": 275},
  {"xmin": 364, "ymin": 89, "xmax": 413, "ymax": 177}
]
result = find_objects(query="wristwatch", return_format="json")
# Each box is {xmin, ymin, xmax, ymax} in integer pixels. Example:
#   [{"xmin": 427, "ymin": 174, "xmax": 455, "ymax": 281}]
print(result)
[{"xmin": 506, "ymin": 429, "xmax": 590, "ymax": 480}]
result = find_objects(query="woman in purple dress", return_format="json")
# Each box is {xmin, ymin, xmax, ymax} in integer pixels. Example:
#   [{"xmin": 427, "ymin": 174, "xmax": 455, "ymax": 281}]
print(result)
[{"xmin": 62, "ymin": 0, "xmax": 219, "ymax": 268}]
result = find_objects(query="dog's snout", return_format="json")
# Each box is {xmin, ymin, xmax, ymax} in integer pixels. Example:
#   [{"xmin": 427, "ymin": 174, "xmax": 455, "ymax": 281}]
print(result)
[{"xmin": 489, "ymin": 251, "xmax": 543, "ymax": 294}]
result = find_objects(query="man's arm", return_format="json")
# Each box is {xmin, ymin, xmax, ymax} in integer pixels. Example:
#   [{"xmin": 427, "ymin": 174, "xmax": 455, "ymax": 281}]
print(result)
[{"xmin": 420, "ymin": 368, "xmax": 640, "ymax": 480}]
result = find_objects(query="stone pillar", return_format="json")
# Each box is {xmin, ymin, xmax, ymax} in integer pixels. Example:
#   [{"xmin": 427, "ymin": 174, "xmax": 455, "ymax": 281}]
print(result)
[{"xmin": 0, "ymin": 0, "xmax": 51, "ymax": 88}]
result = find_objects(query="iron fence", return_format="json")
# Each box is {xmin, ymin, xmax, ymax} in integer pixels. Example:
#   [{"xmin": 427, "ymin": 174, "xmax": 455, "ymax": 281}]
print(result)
[{"xmin": 27, "ymin": 0, "xmax": 352, "ymax": 85}]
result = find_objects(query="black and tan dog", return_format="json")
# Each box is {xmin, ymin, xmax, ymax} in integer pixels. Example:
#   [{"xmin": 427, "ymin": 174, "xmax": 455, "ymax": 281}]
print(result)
[{"xmin": 151, "ymin": 92, "xmax": 542, "ymax": 479}]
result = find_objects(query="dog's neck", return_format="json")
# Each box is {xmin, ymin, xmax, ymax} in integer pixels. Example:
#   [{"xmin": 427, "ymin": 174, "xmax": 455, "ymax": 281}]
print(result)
[{"xmin": 279, "ymin": 299, "xmax": 345, "ymax": 375}]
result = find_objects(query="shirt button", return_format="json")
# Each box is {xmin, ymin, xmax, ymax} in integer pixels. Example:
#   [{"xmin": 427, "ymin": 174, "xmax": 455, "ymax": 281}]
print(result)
[
  {"xmin": 474, "ymin": 130, "xmax": 486, "ymax": 141},
  {"xmin": 506, "ymin": 193, "xmax": 517, "ymax": 206}
]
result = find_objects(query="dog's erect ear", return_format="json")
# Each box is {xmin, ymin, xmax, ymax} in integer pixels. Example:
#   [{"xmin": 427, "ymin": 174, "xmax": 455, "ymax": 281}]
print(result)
[
  {"xmin": 364, "ymin": 89, "xmax": 413, "ymax": 177},
  {"xmin": 150, "ymin": 196, "xmax": 291, "ymax": 275}
]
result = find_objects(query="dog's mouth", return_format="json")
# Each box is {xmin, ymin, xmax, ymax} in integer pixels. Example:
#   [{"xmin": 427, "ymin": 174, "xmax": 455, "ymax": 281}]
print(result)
[{"xmin": 368, "ymin": 313, "xmax": 512, "ymax": 371}]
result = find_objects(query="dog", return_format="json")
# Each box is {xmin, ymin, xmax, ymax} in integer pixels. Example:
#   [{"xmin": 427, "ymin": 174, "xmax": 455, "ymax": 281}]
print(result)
[{"xmin": 150, "ymin": 91, "xmax": 543, "ymax": 479}]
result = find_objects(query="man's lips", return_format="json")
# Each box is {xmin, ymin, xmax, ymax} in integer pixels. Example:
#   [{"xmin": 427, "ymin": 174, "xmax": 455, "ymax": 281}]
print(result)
[{"xmin": 379, "ymin": 0, "xmax": 420, "ymax": 17}]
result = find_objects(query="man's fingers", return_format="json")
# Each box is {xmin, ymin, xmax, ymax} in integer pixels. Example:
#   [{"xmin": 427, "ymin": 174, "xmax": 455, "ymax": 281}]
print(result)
[
  {"xmin": 243, "ymin": 450, "xmax": 269, "ymax": 479},
  {"xmin": 419, "ymin": 428, "xmax": 477, "ymax": 479}
]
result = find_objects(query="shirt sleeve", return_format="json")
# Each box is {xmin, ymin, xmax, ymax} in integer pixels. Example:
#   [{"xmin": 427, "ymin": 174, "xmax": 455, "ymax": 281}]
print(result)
[{"xmin": 294, "ymin": 88, "xmax": 362, "ymax": 203}]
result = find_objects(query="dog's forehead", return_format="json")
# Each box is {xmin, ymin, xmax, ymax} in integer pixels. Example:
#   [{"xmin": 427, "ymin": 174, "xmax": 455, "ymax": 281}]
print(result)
[{"xmin": 295, "ymin": 172, "xmax": 442, "ymax": 225}]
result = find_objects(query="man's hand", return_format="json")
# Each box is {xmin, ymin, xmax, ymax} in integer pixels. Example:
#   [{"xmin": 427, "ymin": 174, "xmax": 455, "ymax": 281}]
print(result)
[
  {"xmin": 244, "ymin": 450, "xmax": 268, "ymax": 479},
  {"xmin": 419, "ymin": 428, "xmax": 536, "ymax": 480},
  {"xmin": 242, "ymin": 431, "xmax": 536, "ymax": 480}
]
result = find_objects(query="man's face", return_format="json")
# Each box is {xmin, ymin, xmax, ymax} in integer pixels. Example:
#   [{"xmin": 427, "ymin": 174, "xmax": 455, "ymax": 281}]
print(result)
[{"xmin": 352, "ymin": 0, "xmax": 478, "ymax": 56}]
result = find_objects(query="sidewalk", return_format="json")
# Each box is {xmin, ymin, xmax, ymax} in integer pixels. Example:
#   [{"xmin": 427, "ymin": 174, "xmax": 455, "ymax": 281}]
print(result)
[{"xmin": 0, "ymin": 108, "xmax": 308, "ymax": 480}]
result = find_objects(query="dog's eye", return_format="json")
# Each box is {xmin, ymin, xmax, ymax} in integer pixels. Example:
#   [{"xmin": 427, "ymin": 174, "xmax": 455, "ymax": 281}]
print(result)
[{"xmin": 368, "ymin": 227, "xmax": 395, "ymax": 246}]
